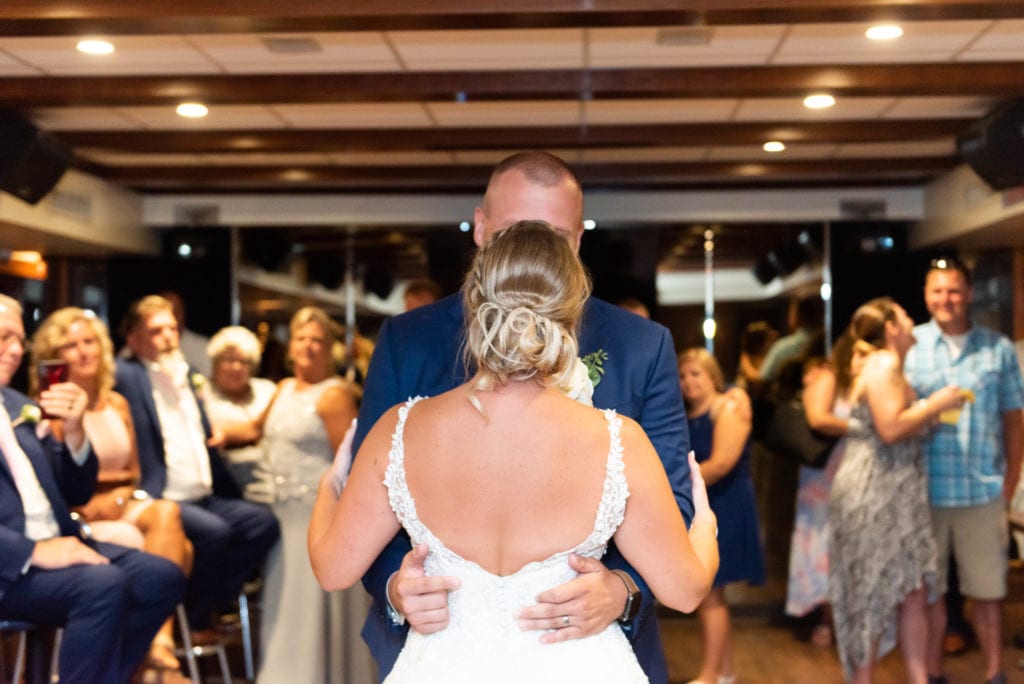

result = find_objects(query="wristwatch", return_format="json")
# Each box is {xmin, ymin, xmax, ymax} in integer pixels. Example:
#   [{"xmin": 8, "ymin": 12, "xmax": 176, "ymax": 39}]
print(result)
[{"xmin": 611, "ymin": 569, "xmax": 641, "ymax": 623}]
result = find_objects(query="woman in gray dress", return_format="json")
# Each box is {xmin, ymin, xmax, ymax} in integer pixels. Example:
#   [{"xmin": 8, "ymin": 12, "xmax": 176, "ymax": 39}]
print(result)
[{"xmin": 828, "ymin": 297, "xmax": 964, "ymax": 683}]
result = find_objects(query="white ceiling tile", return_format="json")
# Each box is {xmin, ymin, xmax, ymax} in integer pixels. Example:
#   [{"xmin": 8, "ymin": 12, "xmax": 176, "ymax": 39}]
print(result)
[
  {"xmin": 776, "ymin": 20, "xmax": 993, "ymax": 64},
  {"xmin": 271, "ymin": 103, "xmax": 433, "ymax": 128},
  {"xmin": 428, "ymin": 101, "xmax": 581, "ymax": 127},
  {"xmin": 30, "ymin": 107, "xmax": 143, "ymax": 131},
  {"xmin": 578, "ymin": 147, "xmax": 708, "ymax": 163},
  {"xmin": 0, "ymin": 36, "xmax": 219, "ymax": 75},
  {"xmin": 959, "ymin": 19, "xmax": 1024, "ymax": 60},
  {"xmin": 584, "ymin": 99, "xmax": 737, "ymax": 124},
  {"xmin": 707, "ymin": 143, "xmax": 839, "ymax": 161},
  {"xmin": 589, "ymin": 26, "xmax": 785, "ymax": 68},
  {"xmin": 388, "ymin": 29, "xmax": 583, "ymax": 70},
  {"xmin": 116, "ymin": 105, "xmax": 284, "ymax": 129},
  {"xmin": 734, "ymin": 97, "xmax": 896, "ymax": 121},
  {"xmin": 188, "ymin": 33, "xmax": 401, "ymax": 73},
  {"xmin": 835, "ymin": 140, "xmax": 956, "ymax": 158},
  {"xmin": 0, "ymin": 49, "xmax": 42, "ymax": 75},
  {"xmin": 884, "ymin": 96, "xmax": 997, "ymax": 119}
]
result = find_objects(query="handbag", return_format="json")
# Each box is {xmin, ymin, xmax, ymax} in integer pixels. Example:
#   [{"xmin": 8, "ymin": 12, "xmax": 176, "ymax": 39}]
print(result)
[{"xmin": 762, "ymin": 399, "xmax": 837, "ymax": 469}]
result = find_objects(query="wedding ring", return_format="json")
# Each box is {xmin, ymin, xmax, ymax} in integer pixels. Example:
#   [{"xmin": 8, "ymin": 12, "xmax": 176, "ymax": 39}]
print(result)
[{"xmin": 561, "ymin": 615, "xmax": 570, "ymax": 628}]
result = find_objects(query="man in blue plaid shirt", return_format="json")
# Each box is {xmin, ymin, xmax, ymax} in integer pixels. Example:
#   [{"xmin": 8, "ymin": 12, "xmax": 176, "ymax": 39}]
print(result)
[{"xmin": 904, "ymin": 257, "xmax": 1024, "ymax": 684}]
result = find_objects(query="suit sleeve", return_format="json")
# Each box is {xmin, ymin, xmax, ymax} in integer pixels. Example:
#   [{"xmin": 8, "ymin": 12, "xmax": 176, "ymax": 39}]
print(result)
[{"xmin": 355, "ymin": 316, "xmax": 414, "ymax": 632}]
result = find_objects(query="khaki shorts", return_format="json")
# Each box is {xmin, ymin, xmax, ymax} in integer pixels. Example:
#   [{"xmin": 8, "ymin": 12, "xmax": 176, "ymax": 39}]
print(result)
[{"xmin": 931, "ymin": 498, "xmax": 1009, "ymax": 601}]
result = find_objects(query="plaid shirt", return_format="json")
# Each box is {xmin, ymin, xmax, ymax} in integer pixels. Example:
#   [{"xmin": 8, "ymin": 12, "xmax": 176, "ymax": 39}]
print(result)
[{"xmin": 904, "ymin": 319, "xmax": 1024, "ymax": 507}]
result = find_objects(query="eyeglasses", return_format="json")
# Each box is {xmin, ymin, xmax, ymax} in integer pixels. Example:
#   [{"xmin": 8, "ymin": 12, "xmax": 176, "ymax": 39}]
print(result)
[{"xmin": 928, "ymin": 256, "xmax": 972, "ymax": 285}]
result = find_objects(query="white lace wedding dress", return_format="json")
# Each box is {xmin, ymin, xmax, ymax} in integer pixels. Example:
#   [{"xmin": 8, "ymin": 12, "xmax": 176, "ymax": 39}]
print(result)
[{"xmin": 383, "ymin": 397, "xmax": 649, "ymax": 683}]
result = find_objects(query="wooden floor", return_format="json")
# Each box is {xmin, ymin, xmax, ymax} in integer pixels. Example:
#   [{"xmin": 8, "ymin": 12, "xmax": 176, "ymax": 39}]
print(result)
[{"xmin": 659, "ymin": 572, "xmax": 1024, "ymax": 684}]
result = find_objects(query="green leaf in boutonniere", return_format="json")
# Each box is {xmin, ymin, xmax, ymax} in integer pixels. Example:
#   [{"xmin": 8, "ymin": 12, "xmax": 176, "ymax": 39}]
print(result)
[
  {"xmin": 11, "ymin": 404, "xmax": 41, "ymax": 428},
  {"xmin": 581, "ymin": 349, "xmax": 608, "ymax": 389}
]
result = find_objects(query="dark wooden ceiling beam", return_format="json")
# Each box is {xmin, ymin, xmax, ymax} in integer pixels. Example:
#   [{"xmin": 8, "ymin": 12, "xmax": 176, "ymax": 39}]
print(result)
[
  {"xmin": 91, "ymin": 156, "xmax": 956, "ymax": 189},
  {"xmin": 0, "ymin": 1, "xmax": 1015, "ymax": 35},
  {"xmin": 4, "ymin": 64, "xmax": 1021, "ymax": 108},
  {"xmin": 58, "ymin": 119, "xmax": 970, "ymax": 153}
]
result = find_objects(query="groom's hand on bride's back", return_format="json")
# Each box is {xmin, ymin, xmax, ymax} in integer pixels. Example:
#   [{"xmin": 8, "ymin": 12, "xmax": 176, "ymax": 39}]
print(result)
[
  {"xmin": 389, "ymin": 543, "xmax": 461, "ymax": 634},
  {"xmin": 514, "ymin": 554, "xmax": 625, "ymax": 643}
]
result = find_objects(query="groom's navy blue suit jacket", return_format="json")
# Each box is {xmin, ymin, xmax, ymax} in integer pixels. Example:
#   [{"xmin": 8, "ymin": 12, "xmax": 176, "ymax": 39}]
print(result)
[{"xmin": 353, "ymin": 293, "xmax": 691, "ymax": 684}]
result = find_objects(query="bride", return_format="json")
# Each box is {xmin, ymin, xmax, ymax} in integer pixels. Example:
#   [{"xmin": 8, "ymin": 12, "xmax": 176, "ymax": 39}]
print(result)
[{"xmin": 308, "ymin": 220, "xmax": 719, "ymax": 682}]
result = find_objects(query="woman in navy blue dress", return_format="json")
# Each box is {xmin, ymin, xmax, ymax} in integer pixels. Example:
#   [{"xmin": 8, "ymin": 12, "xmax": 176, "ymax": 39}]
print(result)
[{"xmin": 679, "ymin": 348, "xmax": 766, "ymax": 684}]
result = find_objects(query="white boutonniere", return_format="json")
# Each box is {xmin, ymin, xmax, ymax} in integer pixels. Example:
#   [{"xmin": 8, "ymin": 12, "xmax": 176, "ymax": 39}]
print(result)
[
  {"xmin": 558, "ymin": 349, "xmax": 610, "ymax": 407},
  {"xmin": 12, "ymin": 404, "xmax": 51, "ymax": 439},
  {"xmin": 190, "ymin": 373, "xmax": 206, "ymax": 392}
]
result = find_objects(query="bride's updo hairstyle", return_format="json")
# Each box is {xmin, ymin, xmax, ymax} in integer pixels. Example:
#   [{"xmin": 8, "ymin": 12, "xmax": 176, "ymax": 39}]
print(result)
[
  {"xmin": 849, "ymin": 296, "xmax": 898, "ymax": 354},
  {"xmin": 462, "ymin": 220, "xmax": 591, "ymax": 399}
]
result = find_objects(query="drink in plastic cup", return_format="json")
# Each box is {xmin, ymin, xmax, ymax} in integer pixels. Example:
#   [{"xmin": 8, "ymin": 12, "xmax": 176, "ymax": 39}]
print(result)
[{"xmin": 938, "ymin": 388, "xmax": 975, "ymax": 425}]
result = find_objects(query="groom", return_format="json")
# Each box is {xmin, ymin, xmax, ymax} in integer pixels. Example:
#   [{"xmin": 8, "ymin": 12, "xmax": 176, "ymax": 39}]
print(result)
[{"xmin": 353, "ymin": 151, "xmax": 691, "ymax": 683}]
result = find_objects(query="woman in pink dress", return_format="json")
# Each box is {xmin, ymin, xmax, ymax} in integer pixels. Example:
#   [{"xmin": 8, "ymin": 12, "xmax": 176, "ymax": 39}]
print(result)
[{"xmin": 31, "ymin": 307, "xmax": 192, "ymax": 676}]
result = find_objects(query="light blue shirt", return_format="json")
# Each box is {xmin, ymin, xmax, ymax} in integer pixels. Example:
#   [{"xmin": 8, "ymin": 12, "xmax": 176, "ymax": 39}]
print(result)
[{"xmin": 905, "ymin": 319, "xmax": 1024, "ymax": 507}]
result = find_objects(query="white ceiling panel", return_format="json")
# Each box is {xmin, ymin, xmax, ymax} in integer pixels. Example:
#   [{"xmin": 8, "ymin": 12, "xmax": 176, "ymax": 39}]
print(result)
[
  {"xmin": 584, "ymin": 99, "xmax": 738, "ymax": 124},
  {"xmin": 116, "ymin": 105, "xmax": 284, "ymax": 129},
  {"xmin": 0, "ymin": 50, "xmax": 41, "ymax": 76},
  {"xmin": 199, "ymin": 152, "xmax": 334, "ymax": 165},
  {"xmin": 775, "ymin": 21, "xmax": 992, "ymax": 63},
  {"xmin": 735, "ymin": 97, "xmax": 896, "ymax": 121},
  {"xmin": 31, "ymin": 107, "xmax": 142, "ymax": 131},
  {"xmin": 76, "ymin": 150, "xmax": 204, "ymax": 165},
  {"xmin": 884, "ymin": 96, "xmax": 997, "ymax": 119},
  {"xmin": 959, "ymin": 18, "xmax": 1024, "ymax": 60},
  {"xmin": 271, "ymin": 103, "xmax": 434, "ymax": 128},
  {"xmin": 0, "ymin": 36, "xmax": 219, "ymax": 75},
  {"xmin": 588, "ymin": 26, "xmax": 785, "ymax": 68},
  {"xmin": 188, "ymin": 33, "xmax": 401, "ymax": 73},
  {"xmin": 428, "ymin": 101, "xmax": 581, "ymax": 127},
  {"xmin": 388, "ymin": 29, "xmax": 583, "ymax": 70}
]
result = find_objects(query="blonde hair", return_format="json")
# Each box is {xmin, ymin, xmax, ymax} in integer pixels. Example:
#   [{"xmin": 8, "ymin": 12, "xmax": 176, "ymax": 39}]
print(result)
[
  {"xmin": 677, "ymin": 347, "xmax": 726, "ymax": 392},
  {"xmin": 461, "ymin": 220, "xmax": 591, "ymax": 400},
  {"xmin": 849, "ymin": 296, "xmax": 899, "ymax": 354},
  {"xmin": 30, "ymin": 307, "xmax": 115, "ymax": 397}
]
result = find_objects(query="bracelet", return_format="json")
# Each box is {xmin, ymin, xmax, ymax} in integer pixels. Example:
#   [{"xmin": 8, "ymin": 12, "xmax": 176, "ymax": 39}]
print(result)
[{"xmin": 610, "ymin": 569, "xmax": 641, "ymax": 623}]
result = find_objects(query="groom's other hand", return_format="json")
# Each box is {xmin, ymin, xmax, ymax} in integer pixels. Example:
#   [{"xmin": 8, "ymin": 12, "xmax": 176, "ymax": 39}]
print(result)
[
  {"xmin": 389, "ymin": 543, "xmax": 461, "ymax": 634},
  {"xmin": 516, "ymin": 554, "xmax": 625, "ymax": 643}
]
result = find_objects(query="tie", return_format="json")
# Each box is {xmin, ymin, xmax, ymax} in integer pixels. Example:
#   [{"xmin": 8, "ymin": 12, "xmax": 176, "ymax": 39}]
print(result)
[{"xmin": 0, "ymin": 404, "xmax": 60, "ymax": 540}]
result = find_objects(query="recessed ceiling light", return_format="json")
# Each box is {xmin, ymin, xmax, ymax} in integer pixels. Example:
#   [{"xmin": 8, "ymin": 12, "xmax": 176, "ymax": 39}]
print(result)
[
  {"xmin": 803, "ymin": 94, "xmax": 836, "ymax": 110},
  {"xmin": 76, "ymin": 39, "xmax": 114, "ymax": 55},
  {"xmin": 763, "ymin": 141, "xmax": 786, "ymax": 153},
  {"xmin": 176, "ymin": 102, "xmax": 209, "ymax": 118},
  {"xmin": 866, "ymin": 24, "xmax": 903, "ymax": 41}
]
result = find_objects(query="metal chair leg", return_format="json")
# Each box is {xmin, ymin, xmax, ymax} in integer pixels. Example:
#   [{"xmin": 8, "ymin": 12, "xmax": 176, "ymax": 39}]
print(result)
[
  {"xmin": 175, "ymin": 604, "xmax": 201, "ymax": 684},
  {"xmin": 10, "ymin": 630, "xmax": 27, "ymax": 684},
  {"xmin": 49, "ymin": 628, "xmax": 62, "ymax": 683},
  {"xmin": 238, "ymin": 591, "xmax": 254, "ymax": 682}
]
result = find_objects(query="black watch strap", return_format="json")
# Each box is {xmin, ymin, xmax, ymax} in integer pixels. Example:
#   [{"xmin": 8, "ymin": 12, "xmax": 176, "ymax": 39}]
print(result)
[{"xmin": 611, "ymin": 569, "xmax": 641, "ymax": 623}]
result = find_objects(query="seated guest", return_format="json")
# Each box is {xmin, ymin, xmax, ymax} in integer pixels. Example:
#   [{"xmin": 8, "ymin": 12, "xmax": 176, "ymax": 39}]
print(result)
[
  {"xmin": 203, "ymin": 325, "xmax": 277, "ymax": 498},
  {"xmin": 0, "ymin": 294, "xmax": 185, "ymax": 684},
  {"xmin": 30, "ymin": 306, "xmax": 194, "ymax": 675},
  {"xmin": 114, "ymin": 295, "xmax": 279, "ymax": 635}
]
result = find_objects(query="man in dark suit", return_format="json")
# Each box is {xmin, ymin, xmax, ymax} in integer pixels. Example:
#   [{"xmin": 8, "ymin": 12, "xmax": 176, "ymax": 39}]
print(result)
[
  {"xmin": 114, "ymin": 295, "xmax": 278, "ymax": 632},
  {"xmin": 0, "ymin": 294, "xmax": 185, "ymax": 684},
  {"xmin": 353, "ymin": 151, "xmax": 691, "ymax": 683}
]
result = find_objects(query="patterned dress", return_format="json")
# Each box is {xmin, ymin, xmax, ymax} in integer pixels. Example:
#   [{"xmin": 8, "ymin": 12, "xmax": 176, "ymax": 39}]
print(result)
[
  {"xmin": 785, "ymin": 398, "xmax": 849, "ymax": 617},
  {"xmin": 827, "ymin": 402, "xmax": 938, "ymax": 678}
]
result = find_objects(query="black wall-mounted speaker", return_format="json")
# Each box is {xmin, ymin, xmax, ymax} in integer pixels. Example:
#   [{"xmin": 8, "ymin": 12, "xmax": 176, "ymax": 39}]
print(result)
[
  {"xmin": 957, "ymin": 99, "xmax": 1024, "ymax": 191},
  {"xmin": 0, "ymin": 110, "xmax": 73, "ymax": 205}
]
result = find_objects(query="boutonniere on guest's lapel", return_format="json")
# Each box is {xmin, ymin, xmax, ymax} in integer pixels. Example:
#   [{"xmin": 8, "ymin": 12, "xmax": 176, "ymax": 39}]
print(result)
[
  {"xmin": 12, "ymin": 404, "xmax": 51, "ymax": 439},
  {"xmin": 190, "ymin": 373, "xmax": 206, "ymax": 392},
  {"xmin": 581, "ymin": 349, "xmax": 608, "ymax": 389}
]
